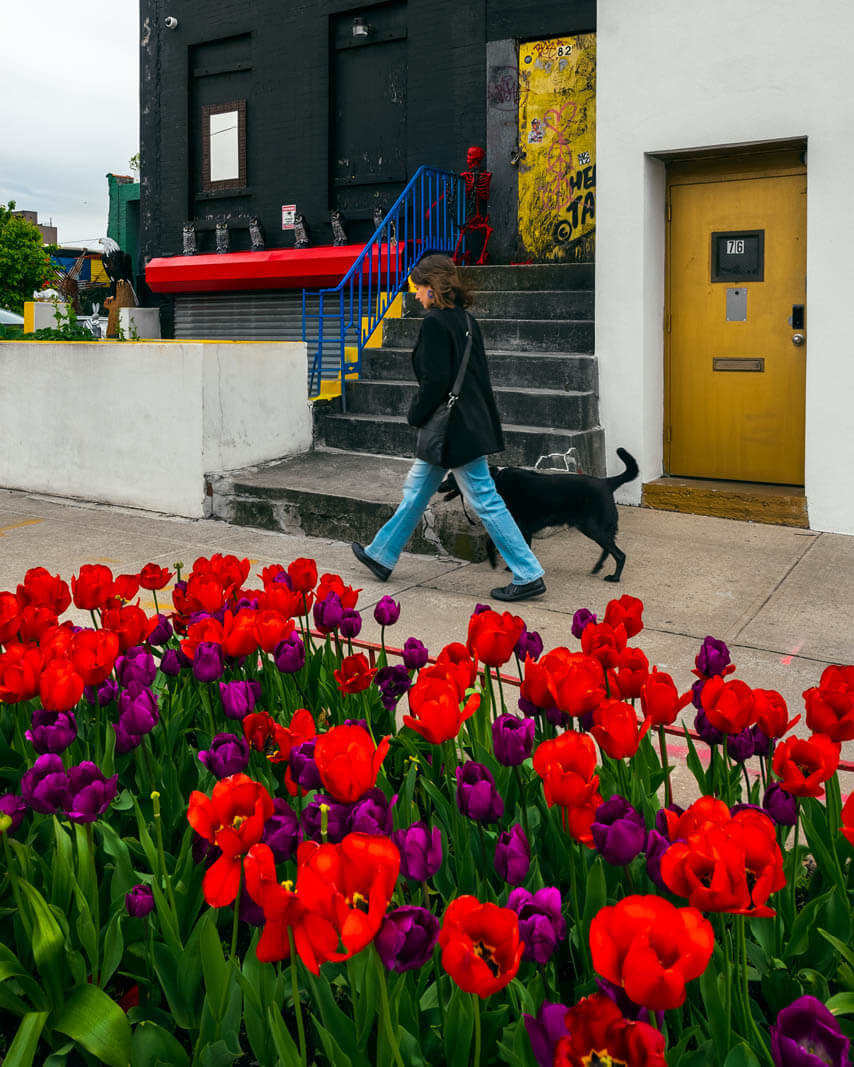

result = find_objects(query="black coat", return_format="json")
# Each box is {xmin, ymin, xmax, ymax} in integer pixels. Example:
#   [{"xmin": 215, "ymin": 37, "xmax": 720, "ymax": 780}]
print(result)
[{"xmin": 406, "ymin": 306, "xmax": 505, "ymax": 468}]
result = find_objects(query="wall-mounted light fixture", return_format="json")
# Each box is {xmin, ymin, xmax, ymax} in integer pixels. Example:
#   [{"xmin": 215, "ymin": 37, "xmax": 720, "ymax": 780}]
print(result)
[
  {"xmin": 164, "ymin": 16, "xmax": 179, "ymax": 29},
  {"xmin": 352, "ymin": 16, "xmax": 369, "ymax": 38}
]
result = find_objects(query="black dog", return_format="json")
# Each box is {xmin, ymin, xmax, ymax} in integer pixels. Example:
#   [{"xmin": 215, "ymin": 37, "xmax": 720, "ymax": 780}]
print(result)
[{"xmin": 437, "ymin": 448, "xmax": 639, "ymax": 582}]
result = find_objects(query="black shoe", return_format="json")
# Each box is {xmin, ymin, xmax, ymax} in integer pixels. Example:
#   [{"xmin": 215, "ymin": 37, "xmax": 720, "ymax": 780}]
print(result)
[
  {"xmin": 490, "ymin": 577, "xmax": 546, "ymax": 602},
  {"xmin": 351, "ymin": 542, "xmax": 391, "ymax": 582}
]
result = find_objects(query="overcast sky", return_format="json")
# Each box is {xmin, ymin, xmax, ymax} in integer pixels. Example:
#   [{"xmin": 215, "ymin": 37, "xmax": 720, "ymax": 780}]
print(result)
[{"xmin": 1, "ymin": 2, "xmax": 140, "ymax": 248}]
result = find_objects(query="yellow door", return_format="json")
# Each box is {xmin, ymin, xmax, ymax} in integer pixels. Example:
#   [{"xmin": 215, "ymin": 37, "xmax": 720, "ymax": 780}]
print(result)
[{"xmin": 666, "ymin": 152, "xmax": 806, "ymax": 483}]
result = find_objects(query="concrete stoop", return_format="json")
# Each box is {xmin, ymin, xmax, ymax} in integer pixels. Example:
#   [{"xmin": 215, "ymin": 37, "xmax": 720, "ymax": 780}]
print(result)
[{"xmin": 643, "ymin": 477, "xmax": 809, "ymax": 528}]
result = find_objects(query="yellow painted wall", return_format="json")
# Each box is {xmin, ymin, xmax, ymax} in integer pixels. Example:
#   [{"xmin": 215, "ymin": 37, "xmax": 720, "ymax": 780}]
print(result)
[{"xmin": 518, "ymin": 34, "xmax": 596, "ymax": 262}]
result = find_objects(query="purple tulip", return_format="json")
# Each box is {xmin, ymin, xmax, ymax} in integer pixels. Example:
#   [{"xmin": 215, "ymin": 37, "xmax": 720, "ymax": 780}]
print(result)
[
  {"xmin": 595, "ymin": 975, "xmax": 664, "ymax": 1028},
  {"xmin": 515, "ymin": 627, "xmax": 543, "ymax": 662},
  {"xmin": 84, "ymin": 677, "xmax": 119, "ymax": 706},
  {"xmin": 644, "ymin": 828, "xmax": 670, "ymax": 891},
  {"xmin": 726, "ymin": 726, "xmax": 756, "ymax": 763},
  {"xmin": 694, "ymin": 707, "xmax": 724, "ymax": 747},
  {"xmin": 117, "ymin": 682, "xmax": 159, "ymax": 737},
  {"xmin": 238, "ymin": 891, "xmax": 265, "ymax": 926},
  {"xmin": 764, "ymin": 783, "xmax": 799, "ymax": 827},
  {"xmin": 219, "ymin": 679, "xmax": 261, "ymax": 721},
  {"xmin": 508, "ymin": 886, "xmax": 566, "ymax": 964},
  {"xmin": 524, "ymin": 1001, "xmax": 570, "ymax": 1067},
  {"xmin": 751, "ymin": 724, "xmax": 771, "ymax": 758},
  {"xmin": 348, "ymin": 787, "xmax": 394, "ymax": 836},
  {"xmin": 401, "ymin": 637, "xmax": 429, "ymax": 671},
  {"xmin": 289, "ymin": 739, "xmax": 322, "ymax": 791},
  {"xmin": 339, "ymin": 609, "xmax": 363, "ymax": 639},
  {"xmin": 591, "ymin": 795, "xmax": 646, "ymax": 866},
  {"xmin": 373, "ymin": 595, "xmax": 401, "ymax": 627},
  {"xmin": 695, "ymin": 635, "xmax": 731, "ymax": 678},
  {"xmin": 375, "ymin": 906, "xmax": 440, "ymax": 972},
  {"xmin": 160, "ymin": 648, "xmax": 189, "ymax": 676},
  {"xmin": 571, "ymin": 608, "xmax": 597, "ymax": 640},
  {"xmin": 654, "ymin": 803, "xmax": 684, "ymax": 836},
  {"xmin": 26, "ymin": 708, "xmax": 77, "ymax": 755},
  {"xmin": 392, "ymin": 822, "xmax": 443, "ymax": 881},
  {"xmin": 146, "ymin": 613, "xmax": 173, "ymax": 646},
  {"xmin": 313, "ymin": 592, "xmax": 344, "ymax": 635},
  {"xmin": 690, "ymin": 678, "xmax": 706, "ymax": 711},
  {"xmin": 116, "ymin": 646, "xmax": 157, "ymax": 689},
  {"xmin": 193, "ymin": 642, "xmax": 225, "ymax": 683},
  {"xmin": 0, "ymin": 794, "xmax": 27, "ymax": 835},
  {"xmin": 262, "ymin": 798, "xmax": 300, "ymax": 863},
  {"xmin": 547, "ymin": 706, "xmax": 571, "ymax": 729},
  {"xmin": 199, "ymin": 733, "xmax": 250, "ymax": 779},
  {"xmin": 65, "ymin": 761, "xmax": 118, "ymax": 823},
  {"xmin": 375, "ymin": 664, "xmax": 411, "ymax": 711},
  {"xmin": 274, "ymin": 632, "xmax": 305, "ymax": 674},
  {"xmin": 21, "ymin": 754, "xmax": 71, "ymax": 814},
  {"xmin": 300, "ymin": 795, "xmax": 351, "ymax": 844},
  {"xmin": 125, "ymin": 884, "xmax": 155, "ymax": 917},
  {"xmin": 770, "ymin": 994, "xmax": 850, "ymax": 1067},
  {"xmin": 455, "ymin": 762, "xmax": 504, "ymax": 824},
  {"xmin": 494, "ymin": 823, "xmax": 531, "ymax": 885},
  {"xmin": 492, "ymin": 713, "xmax": 535, "ymax": 766},
  {"xmin": 473, "ymin": 603, "xmax": 491, "ymax": 615},
  {"xmin": 114, "ymin": 720, "xmax": 144, "ymax": 755}
]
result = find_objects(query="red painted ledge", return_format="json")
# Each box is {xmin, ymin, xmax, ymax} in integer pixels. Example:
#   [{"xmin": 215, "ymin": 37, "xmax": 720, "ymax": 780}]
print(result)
[{"xmin": 145, "ymin": 243, "xmax": 407, "ymax": 293}]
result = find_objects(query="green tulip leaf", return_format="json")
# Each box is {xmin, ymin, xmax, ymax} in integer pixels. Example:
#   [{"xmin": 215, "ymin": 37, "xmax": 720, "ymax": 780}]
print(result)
[
  {"xmin": 825, "ymin": 991, "xmax": 854, "ymax": 1016},
  {"xmin": 130, "ymin": 1020, "xmax": 190, "ymax": 1066},
  {"xmin": 4, "ymin": 1011, "xmax": 49, "ymax": 1066},
  {"xmin": 723, "ymin": 1043, "xmax": 762, "ymax": 1067},
  {"xmin": 53, "ymin": 982, "xmax": 132, "ymax": 1067}
]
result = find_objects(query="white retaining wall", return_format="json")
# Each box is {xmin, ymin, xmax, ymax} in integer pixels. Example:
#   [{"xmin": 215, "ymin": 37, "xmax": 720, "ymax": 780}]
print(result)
[
  {"xmin": 0, "ymin": 340, "xmax": 312, "ymax": 518},
  {"xmin": 597, "ymin": 0, "xmax": 854, "ymax": 534}
]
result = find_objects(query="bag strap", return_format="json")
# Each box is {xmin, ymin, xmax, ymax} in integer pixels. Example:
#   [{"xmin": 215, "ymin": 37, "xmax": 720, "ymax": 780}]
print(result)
[{"xmin": 448, "ymin": 312, "xmax": 474, "ymax": 403}]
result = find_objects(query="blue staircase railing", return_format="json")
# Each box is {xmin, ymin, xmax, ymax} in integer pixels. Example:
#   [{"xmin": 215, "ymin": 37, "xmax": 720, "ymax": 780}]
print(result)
[{"xmin": 303, "ymin": 166, "xmax": 466, "ymax": 405}]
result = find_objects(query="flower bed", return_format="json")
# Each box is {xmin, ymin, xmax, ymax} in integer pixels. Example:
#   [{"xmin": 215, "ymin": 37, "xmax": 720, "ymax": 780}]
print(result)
[{"xmin": 0, "ymin": 555, "xmax": 852, "ymax": 1066}]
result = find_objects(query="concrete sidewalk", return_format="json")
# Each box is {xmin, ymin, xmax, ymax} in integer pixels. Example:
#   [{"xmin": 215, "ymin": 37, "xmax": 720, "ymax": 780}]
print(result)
[{"xmin": 1, "ymin": 486, "xmax": 852, "ymax": 787}]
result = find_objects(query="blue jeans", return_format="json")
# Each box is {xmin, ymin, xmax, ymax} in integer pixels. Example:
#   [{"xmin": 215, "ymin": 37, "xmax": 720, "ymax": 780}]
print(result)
[{"xmin": 366, "ymin": 456, "xmax": 545, "ymax": 585}]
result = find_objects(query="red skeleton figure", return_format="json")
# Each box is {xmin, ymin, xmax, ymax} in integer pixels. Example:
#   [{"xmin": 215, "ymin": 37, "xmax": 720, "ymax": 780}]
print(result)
[{"xmin": 453, "ymin": 146, "xmax": 493, "ymax": 266}]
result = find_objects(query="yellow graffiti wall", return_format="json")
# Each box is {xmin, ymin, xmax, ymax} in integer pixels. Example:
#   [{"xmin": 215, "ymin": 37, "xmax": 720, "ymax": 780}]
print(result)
[{"xmin": 518, "ymin": 34, "xmax": 596, "ymax": 262}]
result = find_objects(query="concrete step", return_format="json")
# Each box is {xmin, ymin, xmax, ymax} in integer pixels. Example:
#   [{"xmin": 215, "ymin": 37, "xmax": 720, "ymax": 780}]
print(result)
[
  {"xmin": 360, "ymin": 347, "xmax": 598, "ymax": 392},
  {"xmin": 402, "ymin": 289, "xmax": 594, "ymax": 320},
  {"xmin": 343, "ymin": 379, "xmax": 599, "ymax": 429},
  {"xmin": 458, "ymin": 263, "xmax": 594, "ymax": 291},
  {"xmin": 313, "ymin": 408, "xmax": 606, "ymax": 472},
  {"xmin": 208, "ymin": 450, "xmax": 492, "ymax": 561},
  {"xmin": 643, "ymin": 477, "xmax": 809, "ymax": 528},
  {"xmin": 382, "ymin": 316, "xmax": 594, "ymax": 353}
]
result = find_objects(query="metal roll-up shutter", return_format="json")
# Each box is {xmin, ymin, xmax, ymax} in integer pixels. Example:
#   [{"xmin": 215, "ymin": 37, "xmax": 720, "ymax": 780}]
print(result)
[{"xmin": 173, "ymin": 290, "xmax": 306, "ymax": 341}]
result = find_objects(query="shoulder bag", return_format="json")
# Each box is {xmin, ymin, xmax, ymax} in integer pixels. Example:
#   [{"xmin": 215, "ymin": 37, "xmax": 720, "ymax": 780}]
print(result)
[{"xmin": 414, "ymin": 312, "xmax": 473, "ymax": 466}]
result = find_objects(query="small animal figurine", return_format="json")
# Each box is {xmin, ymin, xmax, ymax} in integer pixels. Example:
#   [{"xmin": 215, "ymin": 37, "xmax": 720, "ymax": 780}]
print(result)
[
  {"xmin": 248, "ymin": 216, "xmax": 265, "ymax": 252},
  {"xmin": 293, "ymin": 214, "xmax": 310, "ymax": 249},
  {"xmin": 330, "ymin": 209, "xmax": 348, "ymax": 246},
  {"xmin": 215, "ymin": 221, "xmax": 230, "ymax": 254},
  {"xmin": 372, "ymin": 206, "xmax": 384, "ymax": 230},
  {"xmin": 182, "ymin": 222, "xmax": 198, "ymax": 256}
]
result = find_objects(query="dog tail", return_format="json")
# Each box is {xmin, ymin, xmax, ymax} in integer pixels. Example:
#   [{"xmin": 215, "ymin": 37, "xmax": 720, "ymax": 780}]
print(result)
[{"xmin": 606, "ymin": 448, "xmax": 639, "ymax": 491}]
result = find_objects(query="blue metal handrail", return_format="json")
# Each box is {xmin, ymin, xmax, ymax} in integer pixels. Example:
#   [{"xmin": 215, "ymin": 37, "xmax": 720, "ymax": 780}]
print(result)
[{"xmin": 303, "ymin": 166, "xmax": 466, "ymax": 405}]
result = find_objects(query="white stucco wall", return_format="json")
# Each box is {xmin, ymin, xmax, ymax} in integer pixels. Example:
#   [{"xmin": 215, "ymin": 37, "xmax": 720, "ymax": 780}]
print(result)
[
  {"xmin": 597, "ymin": 1, "xmax": 854, "ymax": 533},
  {"xmin": 0, "ymin": 340, "xmax": 312, "ymax": 518}
]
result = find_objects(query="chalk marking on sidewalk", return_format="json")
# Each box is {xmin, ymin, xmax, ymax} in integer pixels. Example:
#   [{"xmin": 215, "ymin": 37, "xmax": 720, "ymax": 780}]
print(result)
[
  {"xmin": 0, "ymin": 518, "xmax": 44, "ymax": 536},
  {"xmin": 780, "ymin": 641, "xmax": 804, "ymax": 665}
]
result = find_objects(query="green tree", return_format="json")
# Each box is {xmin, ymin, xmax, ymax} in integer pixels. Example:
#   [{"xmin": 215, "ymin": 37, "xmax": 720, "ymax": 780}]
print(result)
[{"xmin": 0, "ymin": 201, "xmax": 55, "ymax": 313}]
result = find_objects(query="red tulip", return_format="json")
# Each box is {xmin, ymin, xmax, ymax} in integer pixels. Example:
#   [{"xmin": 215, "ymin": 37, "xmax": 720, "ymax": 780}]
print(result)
[
  {"xmin": 700, "ymin": 675, "xmax": 755, "ymax": 735},
  {"xmin": 71, "ymin": 564, "xmax": 114, "ymax": 611},
  {"xmin": 39, "ymin": 657, "xmax": 84, "ymax": 712},
  {"xmin": 254, "ymin": 610, "xmax": 295, "ymax": 654},
  {"xmin": 222, "ymin": 609, "xmax": 259, "ymax": 659},
  {"xmin": 841, "ymin": 793, "xmax": 854, "ymax": 847},
  {"xmin": 803, "ymin": 665, "xmax": 854, "ymax": 742},
  {"xmin": 112, "ymin": 574, "xmax": 141, "ymax": 602},
  {"xmin": 287, "ymin": 557, "xmax": 318, "ymax": 595},
  {"xmin": 333, "ymin": 652, "xmax": 376, "ymax": 695},
  {"xmin": 613, "ymin": 646, "xmax": 650, "ymax": 700},
  {"xmin": 0, "ymin": 643, "xmax": 43, "ymax": 702},
  {"xmin": 548, "ymin": 652, "xmax": 607, "ymax": 717},
  {"xmin": 101, "ymin": 603, "xmax": 150, "ymax": 653},
  {"xmin": 467, "ymin": 608, "xmax": 526, "ymax": 668},
  {"xmin": 603, "ymin": 594, "xmax": 644, "ymax": 638},
  {"xmin": 16, "ymin": 567, "xmax": 71, "ymax": 615},
  {"xmin": 317, "ymin": 573, "xmax": 360, "ymax": 610},
  {"xmin": 591, "ymin": 699, "xmax": 650, "ymax": 760},
  {"xmin": 243, "ymin": 708, "xmax": 315, "ymax": 764},
  {"xmin": 590, "ymin": 894, "xmax": 714, "ymax": 1011},
  {"xmin": 38, "ymin": 621, "xmax": 77, "ymax": 662},
  {"xmin": 185, "ymin": 573, "xmax": 225, "ymax": 615},
  {"xmin": 139, "ymin": 563, "xmax": 173, "ymax": 591},
  {"xmin": 17, "ymin": 605, "xmax": 58, "ymax": 644},
  {"xmin": 533, "ymin": 730, "xmax": 599, "ymax": 809},
  {"xmin": 772, "ymin": 732, "xmax": 840, "ymax": 798},
  {"xmin": 554, "ymin": 993, "xmax": 667, "ymax": 1067},
  {"xmin": 753, "ymin": 688, "xmax": 799, "ymax": 740},
  {"xmin": 187, "ymin": 774, "xmax": 274, "ymax": 907},
  {"xmin": 640, "ymin": 669, "xmax": 692, "ymax": 727},
  {"xmin": 259, "ymin": 584, "xmax": 304, "ymax": 619},
  {"xmin": 403, "ymin": 674, "xmax": 480, "ymax": 745},
  {"xmin": 314, "ymin": 724, "xmax": 390, "ymax": 804},
  {"xmin": 439, "ymin": 896, "xmax": 523, "ymax": 997},
  {"xmin": 433, "ymin": 642, "xmax": 479, "ymax": 691},
  {"xmin": 581, "ymin": 622, "xmax": 627, "ymax": 669},
  {"xmin": 0, "ymin": 591, "xmax": 21, "ymax": 645},
  {"xmin": 71, "ymin": 628, "xmax": 120, "ymax": 687}
]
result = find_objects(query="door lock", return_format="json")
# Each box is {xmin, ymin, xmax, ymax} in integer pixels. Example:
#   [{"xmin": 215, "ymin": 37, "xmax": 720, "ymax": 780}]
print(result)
[{"xmin": 792, "ymin": 333, "xmax": 805, "ymax": 346}]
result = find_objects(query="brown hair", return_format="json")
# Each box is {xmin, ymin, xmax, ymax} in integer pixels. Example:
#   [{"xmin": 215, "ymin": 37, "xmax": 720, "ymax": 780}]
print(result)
[{"xmin": 409, "ymin": 254, "xmax": 472, "ymax": 309}]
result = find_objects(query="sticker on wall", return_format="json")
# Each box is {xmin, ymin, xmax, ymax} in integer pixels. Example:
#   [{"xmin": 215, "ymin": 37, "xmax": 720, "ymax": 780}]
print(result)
[
  {"xmin": 517, "ymin": 33, "xmax": 596, "ymax": 262},
  {"xmin": 281, "ymin": 204, "xmax": 296, "ymax": 231}
]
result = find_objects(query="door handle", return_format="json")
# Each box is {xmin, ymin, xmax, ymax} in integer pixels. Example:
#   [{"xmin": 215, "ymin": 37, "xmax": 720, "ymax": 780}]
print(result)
[{"xmin": 792, "ymin": 333, "xmax": 805, "ymax": 346}]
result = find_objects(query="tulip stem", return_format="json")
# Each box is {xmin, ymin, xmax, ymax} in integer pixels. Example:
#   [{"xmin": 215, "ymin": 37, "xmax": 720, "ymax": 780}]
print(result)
[
  {"xmin": 737, "ymin": 915, "xmax": 773, "ymax": 1064},
  {"xmin": 513, "ymin": 765, "xmax": 531, "ymax": 844},
  {"xmin": 287, "ymin": 930, "xmax": 308, "ymax": 1066},
  {"xmin": 374, "ymin": 947, "xmax": 405, "ymax": 1067},
  {"xmin": 230, "ymin": 878, "xmax": 241, "ymax": 959},
  {"xmin": 432, "ymin": 949, "xmax": 446, "ymax": 1032},
  {"xmin": 657, "ymin": 726, "xmax": 671, "ymax": 808},
  {"xmin": 472, "ymin": 993, "xmax": 482, "ymax": 1066},
  {"xmin": 493, "ymin": 667, "xmax": 507, "ymax": 717},
  {"xmin": 150, "ymin": 791, "xmax": 180, "ymax": 941}
]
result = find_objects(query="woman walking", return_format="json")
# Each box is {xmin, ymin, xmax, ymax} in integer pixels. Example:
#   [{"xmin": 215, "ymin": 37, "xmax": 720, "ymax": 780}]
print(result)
[{"xmin": 351, "ymin": 254, "xmax": 546, "ymax": 603}]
